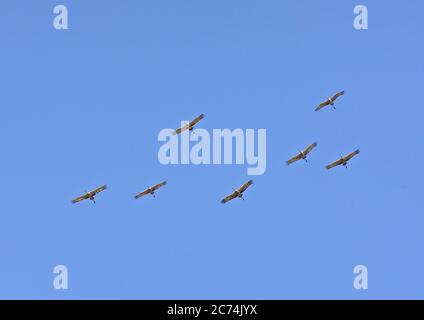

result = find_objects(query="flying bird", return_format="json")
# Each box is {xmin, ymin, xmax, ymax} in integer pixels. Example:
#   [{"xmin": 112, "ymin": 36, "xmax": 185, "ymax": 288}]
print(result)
[
  {"xmin": 134, "ymin": 181, "xmax": 167, "ymax": 199},
  {"xmin": 221, "ymin": 180, "xmax": 253, "ymax": 204},
  {"xmin": 173, "ymin": 114, "xmax": 205, "ymax": 135},
  {"xmin": 72, "ymin": 185, "xmax": 107, "ymax": 204},
  {"xmin": 315, "ymin": 91, "xmax": 345, "ymax": 111},
  {"xmin": 286, "ymin": 142, "xmax": 318, "ymax": 165},
  {"xmin": 326, "ymin": 149, "xmax": 360, "ymax": 170}
]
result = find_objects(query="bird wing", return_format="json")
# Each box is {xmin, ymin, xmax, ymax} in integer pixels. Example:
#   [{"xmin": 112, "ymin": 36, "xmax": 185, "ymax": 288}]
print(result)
[
  {"xmin": 302, "ymin": 142, "xmax": 318, "ymax": 155},
  {"xmin": 315, "ymin": 100, "xmax": 330, "ymax": 111},
  {"xmin": 325, "ymin": 158, "xmax": 344, "ymax": 170},
  {"xmin": 134, "ymin": 188, "xmax": 151, "ymax": 199},
  {"xmin": 173, "ymin": 123, "xmax": 190, "ymax": 135},
  {"xmin": 72, "ymin": 193, "xmax": 89, "ymax": 204},
  {"xmin": 331, "ymin": 91, "xmax": 345, "ymax": 101},
  {"xmin": 286, "ymin": 153, "xmax": 302, "ymax": 165},
  {"xmin": 189, "ymin": 114, "xmax": 205, "ymax": 126},
  {"xmin": 151, "ymin": 181, "xmax": 167, "ymax": 191},
  {"xmin": 344, "ymin": 149, "xmax": 360, "ymax": 161},
  {"xmin": 221, "ymin": 192, "xmax": 238, "ymax": 204},
  {"xmin": 92, "ymin": 185, "xmax": 107, "ymax": 195},
  {"xmin": 238, "ymin": 180, "xmax": 253, "ymax": 193}
]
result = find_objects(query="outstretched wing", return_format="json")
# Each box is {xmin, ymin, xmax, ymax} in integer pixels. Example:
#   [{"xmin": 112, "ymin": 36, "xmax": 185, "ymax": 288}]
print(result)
[
  {"xmin": 189, "ymin": 114, "xmax": 205, "ymax": 126},
  {"xmin": 331, "ymin": 91, "xmax": 345, "ymax": 101},
  {"xmin": 325, "ymin": 158, "xmax": 344, "ymax": 170},
  {"xmin": 302, "ymin": 142, "xmax": 318, "ymax": 156},
  {"xmin": 173, "ymin": 123, "xmax": 190, "ymax": 135},
  {"xmin": 286, "ymin": 153, "xmax": 302, "ymax": 165},
  {"xmin": 72, "ymin": 193, "xmax": 89, "ymax": 204},
  {"xmin": 173, "ymin": 114, "xmax": 203, "ymax": 135},
  {"xmin": 134, "ymin": 188, "xmax": 151, "ymax": 199},
  {"xmin": 151, "ymin": 181, "xmax": 167, "ymax": 191},
  {"xmin": 315, "ymin": 100, "xmax": 330, "ymax": 111},
  {"xmin": 344, "ymin": 149, "xmax": 360, "ymax": 162},
  {"xmin": 238, "ymin": 180, "xmax": 253, "ymax": 193},
  {"xmin": 221, "ymin": 191, "xmax": 238, "ymax": 204},
  {"xmin": 92, "ymin": 185, "xmax": 107, "ymax": 195}
]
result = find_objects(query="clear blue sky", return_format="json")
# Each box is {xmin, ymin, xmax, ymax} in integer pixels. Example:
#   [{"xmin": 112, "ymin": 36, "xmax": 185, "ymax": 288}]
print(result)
[{"xmin": 0, "ymin": 0, "xmax": 423, "ymax": 299}]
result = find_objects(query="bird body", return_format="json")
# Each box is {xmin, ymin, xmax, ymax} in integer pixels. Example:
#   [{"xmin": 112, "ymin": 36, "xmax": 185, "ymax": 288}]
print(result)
[
  {"xmin": 286, "ymin": 142, "xmax": 318, "ymax": 165},
  {"xmin": 173, "ymin": 114, "xmax": 205, "ymax": 135},
  {"xmin": 221, "ymin": 180, "xmax": 253, "ymax": 204},
  {"xmin": 315, "ymin": 91, "xmax": 345, "ymax": 111},
  {"xmin": 326, "ymin": 149, "xmax": 360, "ymax": 169},
  {"xmin": 72, "ymin": 185, "xmax": 107, "ymax": 204},
  {"xmin": 134, "ymin": 181, "xmax": 167, "ymax": 199}
]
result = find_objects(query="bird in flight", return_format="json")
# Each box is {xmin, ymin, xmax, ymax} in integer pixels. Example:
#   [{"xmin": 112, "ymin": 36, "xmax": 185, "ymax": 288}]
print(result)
[
  {"xmin": 286, "ymin": 142, "xmax": 318, "ymax": 165},
  {"xmin": 221, "ymin": 180, "xmax": 253, "ymax": 204},
  {"xmin": 173, "ymin": 114, "xmax": 205, "ymax": 135},
  {"xmin": 134, "ymin": 181, "xmax": 167, "ymax": 199},
  {"xmin": 326, "ymin": 149, "xmax": 360, "ymax": 170},
  {"xmin": 72, "ymin": 185, "xmax": 107, "ymax": 204},
  {"xmin": 315, "ymin": 91, "xmax": 345, "ymax": 112}
]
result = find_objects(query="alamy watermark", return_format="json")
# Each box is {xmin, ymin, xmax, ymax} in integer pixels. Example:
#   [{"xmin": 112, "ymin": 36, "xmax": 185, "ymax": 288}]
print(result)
[
  {"xmin": 53, "ymin": 5, "xmax": 69, "ymax": 30},
  {"xmin": 158, "ymin": 124, "xmax": 267, "ymax": 175},
  {"xmin": 353, "ymin": 5, "xmax": 368, "ymax": 30},
  {"xmin": 353, "ymin": 265, "xmax": 368, "ymax": 290},
  {"xmin": 53, "ymin": 265, "xmax": 68, "ymax": 290}
]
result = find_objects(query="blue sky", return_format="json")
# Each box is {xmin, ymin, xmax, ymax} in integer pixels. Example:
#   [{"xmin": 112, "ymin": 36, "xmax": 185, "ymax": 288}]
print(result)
[{"xmin": 0, "ymin": 0, "xmax": 423, "ymax": 299}]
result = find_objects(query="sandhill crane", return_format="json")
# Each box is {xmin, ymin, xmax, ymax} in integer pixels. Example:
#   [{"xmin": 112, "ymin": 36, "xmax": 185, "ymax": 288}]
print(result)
[
  {"xmin": 286, "ymin": 142, "xmax": 318, "ymax": 165},
  {"xmin": 221, "ymin": 180, "xmax": 253, "ymax": 204},
  {"xmin": 315, "ymin": 91, "xmax": 345, "ymax": 111},
  {"xmin": 326, "ymin": 149, "xmax": 360, "ymax": 170},
  {"xmin": 134, "ymin": 181, "xmax": 167, "ymax": 199},
  {"xmin": 173, "ymin": 114, "xmax": 205, "ymax": 135},
  {"xmin": 72, "ymin": 185, "xmax": 107, "ymax": 204}
]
